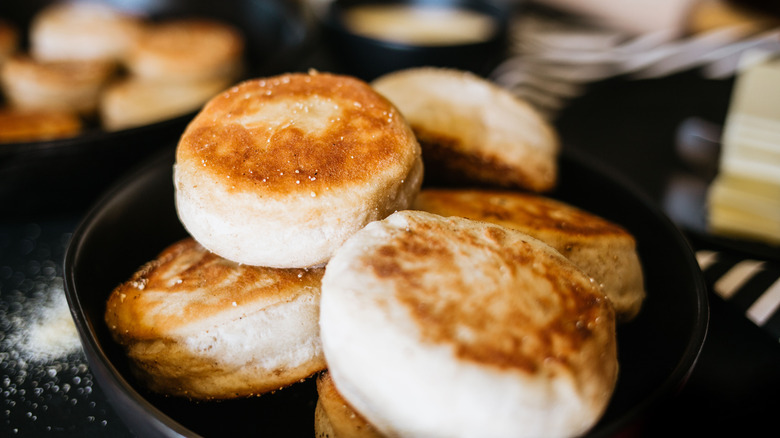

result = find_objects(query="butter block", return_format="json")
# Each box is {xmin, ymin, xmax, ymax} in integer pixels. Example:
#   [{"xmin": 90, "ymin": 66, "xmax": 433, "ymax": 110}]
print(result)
[
  {"xmin": 706, "ymin": 55, "xmax": 780, "ymax": 245},
  {"xmin": 708, "ymin": 174, "xmax": 780, "ymax": 244}
]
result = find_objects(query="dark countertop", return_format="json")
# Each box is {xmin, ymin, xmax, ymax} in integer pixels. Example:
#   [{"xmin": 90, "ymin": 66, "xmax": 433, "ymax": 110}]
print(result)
[
  {"xmin": 2, "ymin": 61, "xmax": 779, "ymax": 438},
  {"xmin": 1, "ymin": 218, "xmax": 134, "ymax": 437}
]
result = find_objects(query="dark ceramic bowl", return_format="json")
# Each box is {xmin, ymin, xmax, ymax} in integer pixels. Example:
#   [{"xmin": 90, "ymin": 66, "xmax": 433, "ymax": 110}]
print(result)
[
  {"xmin": 64, "ymin": 145, "xmax": 708, "ymax": 437},
  {"xmin": 0, "ymin": 0, "xmax": 312, "ymax": 218},
  {"xmin": 320, "ymin": 0, "xmax": 511, "ymax": 81}
]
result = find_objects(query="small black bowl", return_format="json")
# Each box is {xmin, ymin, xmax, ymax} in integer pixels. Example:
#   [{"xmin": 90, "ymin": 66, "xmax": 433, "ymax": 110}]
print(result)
[{"xmin": 321, "ymin": 0, "xmax": 511, "ymax": 81}]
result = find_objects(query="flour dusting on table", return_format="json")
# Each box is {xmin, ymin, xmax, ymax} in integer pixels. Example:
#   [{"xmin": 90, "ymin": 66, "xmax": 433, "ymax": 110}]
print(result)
[
  {"xmin": 2, "ymin": 279, "xmax": 82, "ymax": 362},
  {"xmin": 1, "ymin": 224, "xmax": 126, "ymax": 436}
]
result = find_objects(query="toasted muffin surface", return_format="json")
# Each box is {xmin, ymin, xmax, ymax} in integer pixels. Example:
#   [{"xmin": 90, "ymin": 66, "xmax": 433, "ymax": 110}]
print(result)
[
  {"xmin": 0, "ymin": 55, "xmax": 114, "ymax": 113},
  {"xmin": 177, "ymin": 71, "xmax": 417, "ymax": 199},
  {"xmin": 105, "ymin": 237, "xmax": 327, "ymax": 399},
  {"xmin": 315, "ymin": 371, "xmax": 383, "ymax": 438},
  {"xmin": 0, "ymin": 19, "xmax": 18, "ymax": 63},
  {"xmin": 29, "ymin": 1, "xmax": 142, "ymax": 62},
  {"xmin": 127, "ymin": 18, "xmax": 243, "ymax": 81},
  {"xmin": 352, "ymin": 212, "xmax": 611, "ymax": 368},
  {"xmin": 412, "ymin": 188, "xmax": 646, "ymax": 321},
  {"xmin": 100, "ymin": 75, "xmax": 230, "ymax": 131},
  {"xmin": 174, "ymin": 71, "xmax": 423, "ymax": 267},
  {"xmin": 1, "ymin": 55, "xmax": 114, "ymax": 87},
  {"xmin": 371, "ymin": 67, "xmax": 559, "ymax": 192},
  {"xmin": 106, "ymin": 238, "xmax": 324, "ymax": 339},
  {"xmin": 320, "ymin": 210, "xmax": 618, "ymax": 437},
  {"xmin": 413, "ymin": 188, "xmax": 627, "ymax": 237},
  {"xmin": 0, "ymin": 107, "xmax": 81, "ymax": 143}
]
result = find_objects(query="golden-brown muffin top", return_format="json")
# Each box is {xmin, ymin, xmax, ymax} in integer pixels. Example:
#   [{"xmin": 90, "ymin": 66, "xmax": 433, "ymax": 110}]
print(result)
[
  {"xmin": 371, "ymin": 67, "xmax": 559, "ymax": 193},
  {"xmin": 413, "ymin": 188, "xmax": 631, "ymax": 239},
  {"xmin": 351, "ymin": 211, "xmax": 616, "ymax": 374},
  {"xmin": 1, "ymin": 55, "xmax": 115, "ymax": 86},
  {"xmin": 316, "ymin": 371, "xmax": 383, "ymax": 438},
  {"xmin": 128, "ymin": 18, "xmax": 243, "ymax": 77},
  {"xmin": 176, "ymin": 71, "xmax": 420, "ymax": 198},
  {"xmin": 0, "ymin": 107, "xmax": 82, "ymax": 143},
  {"xmin": 105, "ymin": 238, "xmax": 324, "ymax": 341},
  {"xmin": 0, "ymin": 19, "xmax": 18, "ymax": 61},
  {"xmin": 412, "ymin": 188, "xmax": 646, "ymax": 322}
]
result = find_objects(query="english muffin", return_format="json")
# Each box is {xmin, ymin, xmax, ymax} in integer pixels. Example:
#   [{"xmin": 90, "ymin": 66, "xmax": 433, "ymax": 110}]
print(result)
[
  {"xmin": 126, "ymin": 18, "xmax": 244, "ymax": 83},
  {"xmin": 413, "ymin": 188, "xmax": 646, "ymax": 321},
  {"xmin": 0, "ymin": 19, "xmax": 18, "ymax": 65},
  {"xmin": 100, "ymin": 75, "xmax": 231, "ymax": 131},
  {"xmin": 29, "ymin": 1, "xmax": 142, "ymax": 62},
  {"xmin": 174, "ymin": 71, "xmax": 423, "ymax": 268},
  {"xmin": 0, "ymin": 55, "xmax": 114, "ymax": 114},
  {"xmin": 0, "ymin": 107, "xmax": 81, "ymax": 143},
  {"xmin": 104, "ymin": 237, "xmax": 326, "ymax": 400},
  {"xmin": 315, "ymin": 370, "xmax": 383, "ymax": 438},
  {"xmin": 371, "ymin": 67, "xmax": 559, "ymax": 192},
  {"xmin": 320, "ymin": 210, "xmax": 618, "ymax": 438}
]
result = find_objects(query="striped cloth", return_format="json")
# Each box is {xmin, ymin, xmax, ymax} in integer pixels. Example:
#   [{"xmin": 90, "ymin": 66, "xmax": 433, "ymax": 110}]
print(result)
[{"xmin": 697, "ymin": 250, "xmax": 780, "ymax": 339}]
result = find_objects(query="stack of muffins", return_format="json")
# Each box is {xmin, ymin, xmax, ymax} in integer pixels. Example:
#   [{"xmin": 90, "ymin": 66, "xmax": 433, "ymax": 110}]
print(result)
[{"xmin": 105, "ymin": 68, "xmax": 645, "ymax": 438}]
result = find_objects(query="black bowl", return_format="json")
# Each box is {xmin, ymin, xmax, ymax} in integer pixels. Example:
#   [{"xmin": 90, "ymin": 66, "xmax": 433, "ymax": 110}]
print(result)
[
  {"xmin": 0, "ymin": 0, "xmax": 312, "ymax": 219},
  {"xmin": 64, "ymin": 144, "xmax": 708, "ymax": 437},
  {"xmin": 320, "ymin": 0, "xmax": 511, "ymax": 81}
]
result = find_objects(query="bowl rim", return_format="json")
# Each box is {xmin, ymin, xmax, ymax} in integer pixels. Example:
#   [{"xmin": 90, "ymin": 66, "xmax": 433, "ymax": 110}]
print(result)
[
  {"xmin": 63, "ymin": 150, "xmax": 195, "ymax": 437},
  {"xmin": 564, "ymin": 147, "xmax": 710, "ymax": 436}
]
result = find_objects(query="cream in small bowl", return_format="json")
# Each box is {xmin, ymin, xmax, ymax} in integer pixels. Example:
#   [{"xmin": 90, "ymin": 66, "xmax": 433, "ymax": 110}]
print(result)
[
  {"xmin": 341, "ymin": 4, "xmax": 498, "ymax": 46},
  {"xmin": 324, "ymin": 0, "xmax": 510, "ymax": 80}
]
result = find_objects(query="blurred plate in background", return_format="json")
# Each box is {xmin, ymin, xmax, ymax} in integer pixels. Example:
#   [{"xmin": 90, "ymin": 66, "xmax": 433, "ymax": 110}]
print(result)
[{"xmin": 0, "ymin": 0, "xmax": 313, "ymax": 218}]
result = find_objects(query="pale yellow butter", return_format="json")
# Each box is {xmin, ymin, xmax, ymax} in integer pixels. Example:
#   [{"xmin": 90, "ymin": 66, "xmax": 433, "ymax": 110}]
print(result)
[{"xmin": 706, "ymin": 56, "xmax": 780, "ymax": 245}]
